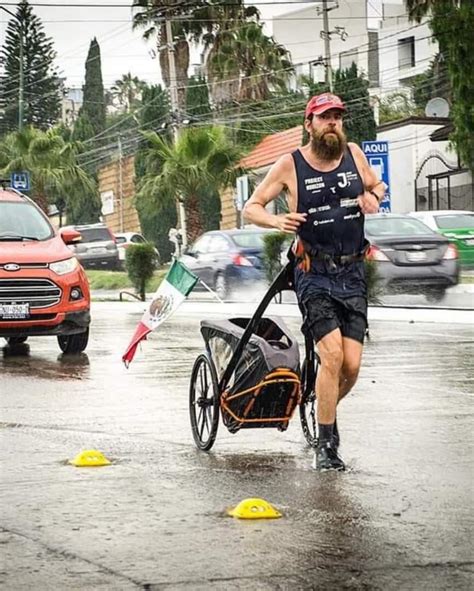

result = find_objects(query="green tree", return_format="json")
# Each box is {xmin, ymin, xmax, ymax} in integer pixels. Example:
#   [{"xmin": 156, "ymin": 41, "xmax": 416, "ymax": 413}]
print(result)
[
  {"xmin": 72, "ymin": 112, "xmax": 95, "ymax": 142},
  {"xmin": 208, "ymin": 23, "xmax": 293, "ymax": 102},
  {"xmin": 185, "ymin": 75, "xmax": 211, "ymax": 119},
  {"xmin": 133, "ymin": 84, "xmax": 174, "ymax": 261},
  {"xmin": 409, "ymin": 54, "xmax": 451, "ymax": 111},
  {"xmin": 111, "ymin": 72, "xmax": 147, "ymax": 112},
  {"xmin": 0, "ymin": 126, "xmax": 96, "ymax": 215},
  {"xmin": 379, "ymin": 91, "xmax": 418, "ymax": 124},
  {"xmin": 406, "ymin": 0, "xmax": 474, "ymax": 170},
  {"xmin": 80, "ymin": 38, "xmax": 106, "ymax": 137},
  {"xmin": 137, "ymin": 126, "xmax": 242, "ymax": 243},
  {"xmin": 125, "ymin": 243, "xmax": 157, "ymax": 301},
  {"xmin": 0, "ymin": 0, "xmax": 61, "ymax": 134},
  {"xmin": 132, "ymin": 0, "xmax": 195, "ymax": 109}
]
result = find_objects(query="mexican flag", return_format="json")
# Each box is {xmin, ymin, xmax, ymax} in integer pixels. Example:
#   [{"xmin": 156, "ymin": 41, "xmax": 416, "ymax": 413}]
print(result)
[{"xmin": 122, "ymin": 260, "xmax": 198, "ymax": 367}]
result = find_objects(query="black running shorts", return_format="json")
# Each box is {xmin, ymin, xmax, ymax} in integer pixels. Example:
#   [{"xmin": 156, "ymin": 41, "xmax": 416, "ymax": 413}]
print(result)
[{"xmin": 302, "ymin": 294, "xmax": 368, "ymax": 344}]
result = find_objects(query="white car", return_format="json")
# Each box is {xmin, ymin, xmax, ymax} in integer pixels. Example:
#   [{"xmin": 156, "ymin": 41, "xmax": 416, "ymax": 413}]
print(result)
[
  {"xmin": 408, "ymin": 210, "xmax": 474, "ymax": 269},
  {"xmin": 114, "ymin": 232, "xmax": 160, "ymax": 267}
]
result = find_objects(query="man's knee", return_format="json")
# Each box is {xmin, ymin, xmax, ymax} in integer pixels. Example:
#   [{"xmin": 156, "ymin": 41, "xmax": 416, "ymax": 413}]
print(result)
[
  {"xmin": 319, "ymin": 343, "xmax": 344, "ymax": 375},
  {"xmin": 341, "ymin": 359, "xmax": 361, "ymax": 384}
]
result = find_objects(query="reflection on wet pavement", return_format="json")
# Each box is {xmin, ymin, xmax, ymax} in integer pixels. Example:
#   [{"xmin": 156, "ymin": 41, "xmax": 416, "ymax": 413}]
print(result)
[{"xmin": 0, "ymin": 303, "xmax": 473, "ymax": 589}]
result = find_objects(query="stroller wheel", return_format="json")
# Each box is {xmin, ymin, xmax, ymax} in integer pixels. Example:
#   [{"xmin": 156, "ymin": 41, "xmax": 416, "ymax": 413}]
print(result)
[
  {"xmin": 189, "ymin": 354, "xmax": 220, "ymax": 451},
  {"xmin": 299, "ymin": 354, "xmax": 320, "ymax": 448}
]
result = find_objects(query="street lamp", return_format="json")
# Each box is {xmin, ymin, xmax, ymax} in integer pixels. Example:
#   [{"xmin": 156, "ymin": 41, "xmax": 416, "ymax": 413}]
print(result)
[{"xmin": 0, "ymin": 6, "xmax": 24, "ymax": 131}]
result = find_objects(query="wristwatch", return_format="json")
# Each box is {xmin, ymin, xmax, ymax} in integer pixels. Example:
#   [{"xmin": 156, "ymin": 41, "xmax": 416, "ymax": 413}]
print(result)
[{"xmin": 368, "ymin": 189, "xmax": 383, "ymax": 203}]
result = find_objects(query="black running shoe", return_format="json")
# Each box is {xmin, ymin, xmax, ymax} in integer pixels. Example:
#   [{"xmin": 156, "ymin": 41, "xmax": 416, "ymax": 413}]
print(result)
[{"xmin": 313, "ymin": 440, "xmax": 345, "ymax": 472}]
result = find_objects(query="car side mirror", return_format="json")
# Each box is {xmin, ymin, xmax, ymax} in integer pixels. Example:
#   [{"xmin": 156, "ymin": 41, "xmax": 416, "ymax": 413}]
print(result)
[{"xmin": 60, "ymin": 228, "xmax": 82, "ymax": 245}]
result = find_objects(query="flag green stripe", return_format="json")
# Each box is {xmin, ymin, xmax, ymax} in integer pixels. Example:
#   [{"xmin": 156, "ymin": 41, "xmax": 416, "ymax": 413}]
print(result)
[{"xmin": 166, "ymin": 260, "xmax": 198, "ymax": 296}]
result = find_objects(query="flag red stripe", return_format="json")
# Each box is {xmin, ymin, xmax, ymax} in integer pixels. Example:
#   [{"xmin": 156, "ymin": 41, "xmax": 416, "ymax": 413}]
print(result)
[{"xmin": 122, "ymin": 321, "xmax": 151, "ymax": 366}]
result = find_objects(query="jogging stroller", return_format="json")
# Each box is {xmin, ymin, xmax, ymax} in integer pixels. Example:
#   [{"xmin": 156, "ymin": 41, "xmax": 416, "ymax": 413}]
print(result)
[{"xmin": 189, "ymin": 262, "xmax": 320, "ymax": 451}]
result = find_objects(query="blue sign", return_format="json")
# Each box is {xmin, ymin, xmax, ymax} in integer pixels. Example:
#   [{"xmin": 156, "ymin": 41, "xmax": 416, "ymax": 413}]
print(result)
[
  {"xmin": 362, "ymin": 141, "xmax": 391, "ymax": 212},
  {"xmin": 11, "ymin": 171, "xmax": 30, "ymax": 192}
]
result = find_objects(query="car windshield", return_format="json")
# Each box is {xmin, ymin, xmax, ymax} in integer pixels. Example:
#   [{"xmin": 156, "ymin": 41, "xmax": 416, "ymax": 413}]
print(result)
[
  {"xmin": 78, "ymin": 228, "xmax": 112, "ymax": 242},
  {"xmin": 115, "ymin": 236, "xmax": 127, "ymax": 244},
  {"xmin": 366, "ymin": 217, "xmax": 436, "ymax": 237},
  {"xmin": 231, "ymin": 232, "xmax": 271, "ymax": 249},
  {"xmin": 435, "ymin": 213, "xmax": 474, "ymax": 230},
  {"xmin": 0, "ymin": 201, "xmax": 54, "ymax": 240}
]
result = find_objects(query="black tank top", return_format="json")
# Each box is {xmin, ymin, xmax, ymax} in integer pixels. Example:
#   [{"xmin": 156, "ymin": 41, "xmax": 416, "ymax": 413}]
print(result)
[
  {"xmin": 293, "ymin": 147, "xmax": 365, "ymax": 256},
  {"xmin": 292, "ymin": 148, "xmax": 367, "ymax": 299}
]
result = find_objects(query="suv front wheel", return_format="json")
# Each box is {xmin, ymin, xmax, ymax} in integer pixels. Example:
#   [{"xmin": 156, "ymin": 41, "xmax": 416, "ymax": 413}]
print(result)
[{"xmin": 57, "ymin": 328, "xmax": 89, "ymax": 354}]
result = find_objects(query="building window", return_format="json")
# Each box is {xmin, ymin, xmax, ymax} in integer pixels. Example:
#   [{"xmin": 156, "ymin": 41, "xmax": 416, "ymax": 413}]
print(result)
[
  {"xmin": 339, "ymin": 49, "xmax": 358, "ymax": 71},
  {"xmin": 398, "ymin": 36, "xmax": 415, "ymax": 70}
]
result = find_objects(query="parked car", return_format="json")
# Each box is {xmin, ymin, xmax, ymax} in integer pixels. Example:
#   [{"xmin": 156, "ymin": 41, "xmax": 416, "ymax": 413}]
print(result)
[
  {"xmin": 408, "ymin": 210, "xmax": 474, "ymax": 269},
  {"xmin": 0, "ymin": 187, "xmax": 91, "ymax": 353},
  {"xmin": 179, "ymin": 228, "xmax": 275, "ymax": 299},
  {"xmin": 365, "ymin": 213, "xmax": 459, "ymax": 301},
  {"xmin": 115, "ymin": 232, "xmax": 160, "ymax": 268},
  {"xmin": 67, "ymin": 223, "xmax": 119, "ymax": 270}
]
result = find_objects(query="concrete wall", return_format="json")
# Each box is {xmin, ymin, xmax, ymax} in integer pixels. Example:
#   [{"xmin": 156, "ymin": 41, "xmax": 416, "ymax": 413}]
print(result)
[
  {"xmin": 376, "ymin": 118, "xmax": 471, "ymax": 213},
  {"xmin": 378, "ymin": 19, "xmax": 438, "ymax": 92},
  {"xmin": 98, "ymin": 155, "xmax": 141, "ymax": 233},
  {"xmin": 220, "ymin": 186, "xmax": 239, "ymax": 230}
]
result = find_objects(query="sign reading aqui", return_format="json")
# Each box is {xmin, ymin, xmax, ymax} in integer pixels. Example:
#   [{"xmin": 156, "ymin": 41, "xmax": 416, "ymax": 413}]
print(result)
[{"xmin": 362, "ymin": 141, "xmax": 391, "ymax": 213}]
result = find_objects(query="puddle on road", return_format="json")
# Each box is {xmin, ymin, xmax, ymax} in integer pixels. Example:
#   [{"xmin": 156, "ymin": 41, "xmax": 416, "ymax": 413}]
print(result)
[{"xmin": 1, "ymin": 344, "xmax": 90, "ymax": 381}]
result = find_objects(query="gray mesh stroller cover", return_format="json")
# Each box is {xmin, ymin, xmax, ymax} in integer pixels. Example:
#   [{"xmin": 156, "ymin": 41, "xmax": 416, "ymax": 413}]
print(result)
[{"xmin": 201, "ymin": 317, "xmax": 300, "ymax": 433}]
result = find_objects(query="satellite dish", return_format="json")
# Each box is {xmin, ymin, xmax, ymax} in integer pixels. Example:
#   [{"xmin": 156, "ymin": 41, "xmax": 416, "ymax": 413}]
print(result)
[{"xmin": 425, "ymin": 97, "xmax": 450, "ymax": 118}]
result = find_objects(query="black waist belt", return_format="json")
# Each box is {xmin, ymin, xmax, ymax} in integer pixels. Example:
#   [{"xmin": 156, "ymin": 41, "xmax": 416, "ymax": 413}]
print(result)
[{"xmin": 302, "ymin": 239, "xmax": 369, "ymax": 267}]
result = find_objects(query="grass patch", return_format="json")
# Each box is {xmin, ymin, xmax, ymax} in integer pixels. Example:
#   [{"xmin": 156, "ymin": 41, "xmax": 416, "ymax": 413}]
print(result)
[{"xmin": 86, "ymin": 268, "xmax": 167, "ymax": 292}]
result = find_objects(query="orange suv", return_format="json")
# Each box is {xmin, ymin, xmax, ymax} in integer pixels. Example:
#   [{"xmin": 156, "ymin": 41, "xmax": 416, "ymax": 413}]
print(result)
[{"xmin": 0, "ymin": 187, "xmax": 91, "ymax": 353}]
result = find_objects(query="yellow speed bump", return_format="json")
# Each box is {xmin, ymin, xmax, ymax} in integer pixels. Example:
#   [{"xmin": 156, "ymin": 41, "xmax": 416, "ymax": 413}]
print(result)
[
  {"xmin": 69, "ymin": 449, "xmax": 111, "ymax": 467},
  {"xmin": 227, "ymin": 498, "xmax": 282, "ymax": 520}
]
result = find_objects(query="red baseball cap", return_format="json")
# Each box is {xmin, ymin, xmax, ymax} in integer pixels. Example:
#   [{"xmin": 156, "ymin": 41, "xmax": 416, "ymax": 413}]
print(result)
[{"xmin": 305, "ymin": 93, "xmax": 346, "ymax": 118}]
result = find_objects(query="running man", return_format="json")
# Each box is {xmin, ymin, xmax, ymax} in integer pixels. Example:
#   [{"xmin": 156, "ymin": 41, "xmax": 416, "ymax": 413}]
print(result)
[{"xmin": 243, "ymin": 93, "xmax": 384, "ymax": 471}]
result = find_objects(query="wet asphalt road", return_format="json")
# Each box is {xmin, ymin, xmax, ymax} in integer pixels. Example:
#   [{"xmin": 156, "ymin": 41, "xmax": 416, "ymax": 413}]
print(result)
[{"xmin": 1, "ymin": 302, "xmax": 473, "ymax": 590}]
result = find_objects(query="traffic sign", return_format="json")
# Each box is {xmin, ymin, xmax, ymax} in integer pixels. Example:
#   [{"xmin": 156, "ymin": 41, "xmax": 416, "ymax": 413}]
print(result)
[
  {"xmin": 362, "ymin": 141, "xmax": 391, "ymax": 212},
  {"xmin": 235, "ymin": 175, "xmax": 249, "ymax": 211},
  {"xmin": 10, "ymin": 171, "xmax": 30, "ymax": 192}
]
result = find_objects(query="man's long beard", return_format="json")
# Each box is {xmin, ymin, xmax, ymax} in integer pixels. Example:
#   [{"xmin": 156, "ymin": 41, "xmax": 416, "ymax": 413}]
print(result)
[{"xmin": 310, "ymin": 127, "xmax": 347, "ymax": 161}]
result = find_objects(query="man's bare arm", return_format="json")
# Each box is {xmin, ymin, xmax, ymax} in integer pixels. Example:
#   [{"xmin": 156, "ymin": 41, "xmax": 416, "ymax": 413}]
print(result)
[
  {"xmin": 349, "ymin": 143, "xmax": 385, "ymax": 214},
  {"xmin": 243, "ymin": 155, "xmax": 307, "ymax": 233}
]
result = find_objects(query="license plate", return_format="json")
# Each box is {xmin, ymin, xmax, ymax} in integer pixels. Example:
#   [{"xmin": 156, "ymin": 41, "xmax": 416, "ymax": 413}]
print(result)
[
  {"xmin": 406, "ymin": 251, "xmax": 427, "ymax": 262},
  {"xmin": 90, "ymin": 247, "xmax": 107, "ymax": 254},
  {"xmin": 0, "ymin": 303, "xmax": 30, "ymax": 319},
  {"xmin": 465, "ymin": 238, "xmax": 474, "ymax": 246}
]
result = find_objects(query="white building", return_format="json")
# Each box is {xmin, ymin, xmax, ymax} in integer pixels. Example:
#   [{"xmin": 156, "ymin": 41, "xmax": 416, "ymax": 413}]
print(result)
[
  {"xmin": 378, "ymin": 14, "xmax": 438, "ymax": 93},
  {"xmin": 61, "ymin": 87, "xmax": 83, "ymax": 126},
  {"xmin": 272, "ymin": 0, "xmax": 379, "ymax": 87},
  {"xmin": 376, "ymin": 117, "xmax": 472, "ymax": 213}
]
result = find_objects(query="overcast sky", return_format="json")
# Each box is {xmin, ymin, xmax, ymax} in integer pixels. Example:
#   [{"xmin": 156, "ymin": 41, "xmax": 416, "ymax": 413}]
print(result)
[{"xmin": 0, "ymin": 0, "xmax": 382, "ymax": 89}]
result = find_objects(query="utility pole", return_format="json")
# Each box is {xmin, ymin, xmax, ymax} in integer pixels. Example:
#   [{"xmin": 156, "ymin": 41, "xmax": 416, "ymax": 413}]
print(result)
[
  {"xmin": 118, "ymin": 135, "xmax": 124, "ymax": 232},
  {"xmin": 165, "ymin": 15, "xmax": 187, "ymax": 249},
  {"xmin": 321, "ymin": 0, "xmax": 333, "ymax": 92},
  {"xmin": 0, "ymin": 6, "xmax": 24, "ymax": 130}
]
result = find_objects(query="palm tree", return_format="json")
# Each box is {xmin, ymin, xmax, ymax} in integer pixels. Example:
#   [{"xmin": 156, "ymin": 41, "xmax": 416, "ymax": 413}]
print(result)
[
  {"xmin": 0, "ymin": 126, "xmax": 95, "ymax": 214},
  {"xmin": 132, "ymin": 0, "xmax": 262, "ymax": 109},
  {"xmin": 137, "ymin": 126, "xmax": 242, "ymax": 242},
  {"xmin": 132, "ymin": 0, "xmax": 196, "ymax": 108},
  {"xmin": 405, "ymin": 0, "xmax": 436, "ymax": 22},
  {"xmin": 111, "ymin": 72, "xmax": 147, "ymax": 111},
  {"xmin": 207, "ymin": 23, "xmax": 293, "ymax": 102}
]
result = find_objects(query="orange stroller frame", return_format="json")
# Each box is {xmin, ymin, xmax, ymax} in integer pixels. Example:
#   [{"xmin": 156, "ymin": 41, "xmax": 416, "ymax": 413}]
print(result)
[{"xmin": 189, "ymin": 262, "xmax": 320, "ymax": 451}]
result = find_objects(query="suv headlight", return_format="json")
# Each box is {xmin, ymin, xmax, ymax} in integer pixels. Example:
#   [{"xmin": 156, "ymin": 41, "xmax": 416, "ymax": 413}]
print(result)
[{"xmin": 50, "ymin": 257, "xmax": 79, "ymax": 275}]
